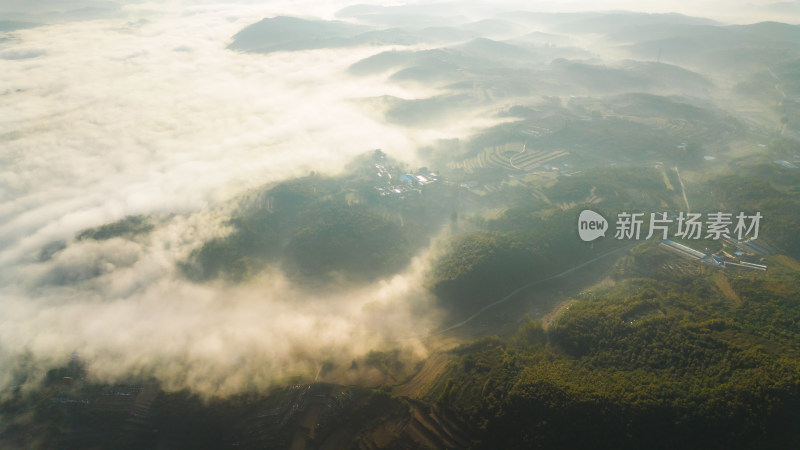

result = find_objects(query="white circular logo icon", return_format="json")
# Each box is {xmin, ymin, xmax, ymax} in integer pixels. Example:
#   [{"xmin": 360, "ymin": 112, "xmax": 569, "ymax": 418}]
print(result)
[{"xmin": 578, "ymin": 210, "xmax": 608, "ymax": 242}]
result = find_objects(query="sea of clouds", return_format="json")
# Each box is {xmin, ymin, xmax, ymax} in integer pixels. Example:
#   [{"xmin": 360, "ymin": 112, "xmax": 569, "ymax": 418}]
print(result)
[{"xmin": 0, "ymin": 0, "xmax": 475, "ymax": 395}]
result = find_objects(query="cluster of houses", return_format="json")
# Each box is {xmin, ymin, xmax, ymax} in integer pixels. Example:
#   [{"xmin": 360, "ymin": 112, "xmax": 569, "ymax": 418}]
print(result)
[
  {"xmin": 373, "ymin": 163, "xmax": 440, "ymax": 198},
  {"xmin": 660, "ymin": 238, "xmax": 769, "ymax": 271}
]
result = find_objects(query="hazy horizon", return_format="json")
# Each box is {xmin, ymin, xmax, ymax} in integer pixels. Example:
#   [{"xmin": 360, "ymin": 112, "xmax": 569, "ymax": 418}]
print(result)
[{"xmin": 1, "ymin": 0, "xmax": 799, "ymax": 24}]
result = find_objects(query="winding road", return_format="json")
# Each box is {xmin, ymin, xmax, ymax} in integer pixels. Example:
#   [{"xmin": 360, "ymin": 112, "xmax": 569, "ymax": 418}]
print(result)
[{"xmin": 767, "ymin": 67, "xmax": 788, "ymax": 136}]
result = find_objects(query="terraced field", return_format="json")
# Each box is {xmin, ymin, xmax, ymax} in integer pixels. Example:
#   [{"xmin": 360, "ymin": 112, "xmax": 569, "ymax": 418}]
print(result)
[{"xmin": 450, "ymin": 146, "xmax": 570, "ymax": 172}]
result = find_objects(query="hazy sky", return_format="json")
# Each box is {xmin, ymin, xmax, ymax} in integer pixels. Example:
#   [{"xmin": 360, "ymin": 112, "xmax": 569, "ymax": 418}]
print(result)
[
  {"xmin": 0, "ymin": 0, "xmax": 797, "ymax": 395},
  {"xmin": 2, "ymin": 0, "xmax": 799, "ymax": 23}
]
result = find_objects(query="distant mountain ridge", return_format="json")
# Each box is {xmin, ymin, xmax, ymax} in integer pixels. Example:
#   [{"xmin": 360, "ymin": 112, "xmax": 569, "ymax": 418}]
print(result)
[
  {"xmin": 228, "ymin": 16, "xmax": 369, "ymax": 53},
  {"xmin": 228, "ymin": 16, "xmax": 478, "ymax": 54}
]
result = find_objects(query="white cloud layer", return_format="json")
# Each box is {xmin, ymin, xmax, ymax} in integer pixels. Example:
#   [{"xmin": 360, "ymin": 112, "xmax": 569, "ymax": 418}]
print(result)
[
  {"xmin": 1, "ymin": 230, "xmax": 441, "ymax": 395},
  {"xmin": 0, "ymin": 1, "xmax": 469, "ymax": 395}
]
